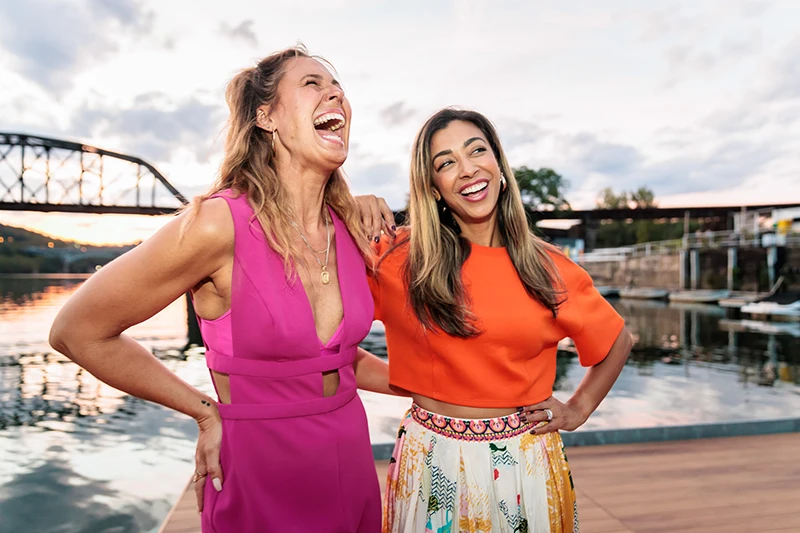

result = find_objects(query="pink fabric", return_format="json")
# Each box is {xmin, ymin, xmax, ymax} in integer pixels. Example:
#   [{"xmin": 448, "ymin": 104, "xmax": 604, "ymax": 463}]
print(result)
[{"xmin": 195, "ymin": 190, "xmax": 380, "ymax": 533}]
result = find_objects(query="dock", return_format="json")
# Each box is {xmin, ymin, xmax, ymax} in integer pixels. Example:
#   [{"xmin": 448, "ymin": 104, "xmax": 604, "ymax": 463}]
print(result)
[{"xmin": 158, "ymin": 432, "xmax": 800, "ymax": 533}]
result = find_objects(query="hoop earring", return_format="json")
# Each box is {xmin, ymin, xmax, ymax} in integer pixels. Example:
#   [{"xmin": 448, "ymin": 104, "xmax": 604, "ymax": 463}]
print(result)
[{"xmin": 500, "ymin": 174, "xmax": 507, "ymax": 192}]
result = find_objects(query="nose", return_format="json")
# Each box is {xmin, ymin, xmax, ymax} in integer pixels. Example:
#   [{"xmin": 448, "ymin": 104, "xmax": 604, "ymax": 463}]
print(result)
[
  {"xmin": 459, "ymin": 157, "xmax": 479, "ymax": 180},
  {"xmin": 327, "ymin": 84, "xmax": 344, "ymax": 102}
]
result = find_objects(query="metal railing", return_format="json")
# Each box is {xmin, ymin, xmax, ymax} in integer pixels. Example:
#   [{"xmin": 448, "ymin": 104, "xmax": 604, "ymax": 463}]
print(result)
[{"xmin": 582, "ymin": 229, "xmax": 800, "ymax": 262}]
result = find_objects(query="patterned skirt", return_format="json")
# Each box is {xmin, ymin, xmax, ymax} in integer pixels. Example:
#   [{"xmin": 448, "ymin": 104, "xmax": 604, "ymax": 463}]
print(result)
[{"xmin": 383, "ymin": 405, "xmax": 579, "ymax": 533}]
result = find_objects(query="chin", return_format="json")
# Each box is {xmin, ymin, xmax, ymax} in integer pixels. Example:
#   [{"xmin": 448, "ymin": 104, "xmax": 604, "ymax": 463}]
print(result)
[{"xmin": 458, "ymin": 207, "xmax": 498, "ymax": 225}]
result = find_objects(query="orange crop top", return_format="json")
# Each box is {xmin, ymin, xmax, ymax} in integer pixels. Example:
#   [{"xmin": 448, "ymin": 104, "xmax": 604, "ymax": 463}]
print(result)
[{"xmin": 368, "ymin": 233, "xmax": 625, "ymax": 408}]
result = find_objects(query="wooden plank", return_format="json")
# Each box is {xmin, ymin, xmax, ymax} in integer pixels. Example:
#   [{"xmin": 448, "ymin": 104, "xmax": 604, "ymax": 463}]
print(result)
[
  {"xmin": 569, "ymin": 433, "xmax": 800, "ymax": 533},
  {"xmin": 159, "ymin": 433, "xmax": 800, "ymax": 533}
]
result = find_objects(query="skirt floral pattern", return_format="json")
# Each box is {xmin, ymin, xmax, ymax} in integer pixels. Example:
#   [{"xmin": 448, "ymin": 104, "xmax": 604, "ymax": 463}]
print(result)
[{"xmin": 383, "ymin": 405, "xmax": 579, "ymax": 533}]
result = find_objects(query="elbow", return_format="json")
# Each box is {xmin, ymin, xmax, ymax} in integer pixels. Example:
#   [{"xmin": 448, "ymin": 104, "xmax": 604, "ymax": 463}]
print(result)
[
  {"xmin": 619, "ymin": 327, "xmax": 634, "ymax": 362},
  {"xmin": 49, "ymin": 313, "xmax": 74, "ymax": 359}
]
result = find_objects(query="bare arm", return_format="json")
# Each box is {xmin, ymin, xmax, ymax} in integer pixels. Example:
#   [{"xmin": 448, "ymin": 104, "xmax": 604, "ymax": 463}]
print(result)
[
  {"xmin": 565, "ymin": 327, "xmax": 632, "ymax": 422},
  {"xmin": 49, "ymin": 198, "xmax": 233, "ymax": 424},
  {"xmin": 354, "ymin": 347, "xmax": 410, "ymax": 396},
  {"xmin": 521, "ymin": 327, "xmax": 633, "ymax": 432}
]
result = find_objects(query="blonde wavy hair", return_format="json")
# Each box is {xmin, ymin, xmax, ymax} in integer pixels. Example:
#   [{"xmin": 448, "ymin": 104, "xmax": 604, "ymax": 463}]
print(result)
[
  {"xmin": 189, "ymin": 45, "xmax": 368, "ymax": 272},
  {"xmin": 401, "ymin": 108, "xmax": 565, "ymax": 338}
]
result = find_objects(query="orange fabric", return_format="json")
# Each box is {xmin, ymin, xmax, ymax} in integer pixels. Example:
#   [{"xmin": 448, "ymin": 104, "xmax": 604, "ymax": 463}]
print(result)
[{"xmin": 368, "ymin": 232, "xmax": 625, "ymax": 408}]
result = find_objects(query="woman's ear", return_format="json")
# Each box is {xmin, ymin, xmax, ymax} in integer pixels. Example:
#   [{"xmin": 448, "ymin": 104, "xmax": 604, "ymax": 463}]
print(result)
[{"xmin": 256, "ymin": 104, "xmax": 274, "ymax": 132}]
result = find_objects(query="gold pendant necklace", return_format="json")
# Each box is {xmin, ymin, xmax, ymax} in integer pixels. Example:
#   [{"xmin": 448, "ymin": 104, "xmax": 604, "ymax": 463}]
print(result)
[{"xmin": 290, "ymin": 213, "xmax": 331, "ymax": 285}]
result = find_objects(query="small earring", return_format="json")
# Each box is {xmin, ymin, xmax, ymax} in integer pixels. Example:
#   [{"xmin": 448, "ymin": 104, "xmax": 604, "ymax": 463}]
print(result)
[{"xmin": 500, "ymin": 174, "xmax": 507, "ymax": 192}]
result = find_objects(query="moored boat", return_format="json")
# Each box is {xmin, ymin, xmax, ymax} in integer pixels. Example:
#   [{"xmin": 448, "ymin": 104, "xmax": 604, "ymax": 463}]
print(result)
[
  {"xmin": 668, "ymin": 290, "xmax": 730, "ymax": 304},
  {"xmin": 619, "ymin": 288, "xmax": 670, "ymax": 300}
]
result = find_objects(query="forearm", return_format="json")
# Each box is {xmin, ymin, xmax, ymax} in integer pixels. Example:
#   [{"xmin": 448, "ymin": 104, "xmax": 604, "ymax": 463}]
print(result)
[
  {"xmin": 566, "ymin": 328, "xmax": 632, "ymax": 422},
  {"xmin": 58, "ymin": 334, "xmax": 218, "ymax": 422},
  {"xmin": 354, "ymin": 347, "xmax": 397, "ymax": 395}
]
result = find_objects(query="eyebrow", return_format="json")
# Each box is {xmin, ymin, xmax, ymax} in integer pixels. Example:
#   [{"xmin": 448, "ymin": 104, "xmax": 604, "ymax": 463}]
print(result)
[
  {"xmin": 302, "ymin": 73, "xmax": 342, "ymax": 88},
  {"xmin": 432, "ymin": 137, "xmax": 485, "ymax": 163}
]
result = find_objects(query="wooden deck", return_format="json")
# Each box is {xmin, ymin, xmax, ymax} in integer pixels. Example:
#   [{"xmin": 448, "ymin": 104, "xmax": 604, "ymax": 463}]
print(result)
[{"xmin": 159, "ymin": 432, "xmax": 800, "ymax": 533}]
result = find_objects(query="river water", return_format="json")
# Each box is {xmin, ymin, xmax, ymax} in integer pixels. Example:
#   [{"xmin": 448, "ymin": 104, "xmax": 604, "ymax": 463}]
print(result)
[{"xmin": 1, "ymin": 275, "xmax": 798, "ymax": 532}]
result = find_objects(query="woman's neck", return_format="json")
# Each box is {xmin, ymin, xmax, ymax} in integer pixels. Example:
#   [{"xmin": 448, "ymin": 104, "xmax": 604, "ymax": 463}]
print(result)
[
  {"xmin": 456, "ymin": 214, "xmax": 503, "ymax": 248},
  {"xmin": 277, "ymin": 159, "xmax": 331, "ymax": 231}
]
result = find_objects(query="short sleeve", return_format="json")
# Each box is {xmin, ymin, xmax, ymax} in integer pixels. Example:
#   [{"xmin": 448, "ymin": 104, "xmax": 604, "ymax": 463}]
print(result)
[
  {"xmin": 554, "ymin": 255, "xmax": 625, "ymax": 367},
  {"xmin": 366, "ymin": 233, "xmax": 393, "ymax": 322},
  {"xmin": 367, "ymin": 269, "xmax": 382, "ymax": 321}
]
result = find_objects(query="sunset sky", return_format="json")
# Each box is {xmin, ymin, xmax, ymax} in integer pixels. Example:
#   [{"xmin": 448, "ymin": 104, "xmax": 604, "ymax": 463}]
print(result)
[{"xmin": 1, "ymin": 0, "xmax": 799, "ymax": 244}]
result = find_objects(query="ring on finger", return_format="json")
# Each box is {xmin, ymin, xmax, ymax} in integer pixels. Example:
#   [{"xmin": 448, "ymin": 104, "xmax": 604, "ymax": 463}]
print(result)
[
  {"xmin": 193, "ymin": 470, "xmax": 207, "ymax": 483},
  {"xmin": 543, "ymin": 408, "xmax": 554, "ymax": 421}
]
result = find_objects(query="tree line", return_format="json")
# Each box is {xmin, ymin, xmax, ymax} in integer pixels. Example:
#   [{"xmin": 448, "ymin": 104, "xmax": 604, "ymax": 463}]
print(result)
[{"xmin": 512, "ymin": 167, "xmax": 696, "ymax": 248}]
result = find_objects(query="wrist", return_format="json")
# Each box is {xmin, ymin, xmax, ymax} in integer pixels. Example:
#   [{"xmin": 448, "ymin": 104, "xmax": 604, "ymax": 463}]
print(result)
[
  {"xmin": 193, "ymin": 395, "xmax": 220, "ymax": 425},
  {"xmin": 566, "ymin": 395, "xmax": 593, "ymax": 424}
]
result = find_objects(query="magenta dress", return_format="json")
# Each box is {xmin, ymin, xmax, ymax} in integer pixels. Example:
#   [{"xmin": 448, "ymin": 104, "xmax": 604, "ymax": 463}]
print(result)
[{"xmin": 196, "ymin": 190, "xmax": 381, "ymax": 533}]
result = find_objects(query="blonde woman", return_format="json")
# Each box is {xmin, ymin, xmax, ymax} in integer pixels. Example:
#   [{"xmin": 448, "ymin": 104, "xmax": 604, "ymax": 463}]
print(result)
[
  {"xmin": 49, "ymin": 46, "xmax": 395, "ymax": 533},
  {"xmin": 369, "ymin": 108, "xmax": 632, "ymax": 532}
]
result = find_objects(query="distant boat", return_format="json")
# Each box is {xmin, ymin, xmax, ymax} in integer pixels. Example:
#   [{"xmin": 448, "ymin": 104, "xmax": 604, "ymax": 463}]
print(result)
[
  {"xmin": 619, "ymin": 288, "xmax": 670, "ymax": 300},
  {"xmin": 596, "ymin": 286, "xmax": 620, "ymax": 298},
  {"xmin": 740, "ymin": 298, "xmax": 800, "ymax": 320},
  {"xmin": 718, "ymin": 294, "xmax": 763, "ymax": 309},
  {"xmin": 668, "ymin": 290, "xmax": 730, "ymax": 304},
  {"xmin": 719, "ymin": 319, "xmax": 800, "ymax": 337},
  {"xmin": 720, "ymin": 277, "xmax": 784, "ymax": 309}
]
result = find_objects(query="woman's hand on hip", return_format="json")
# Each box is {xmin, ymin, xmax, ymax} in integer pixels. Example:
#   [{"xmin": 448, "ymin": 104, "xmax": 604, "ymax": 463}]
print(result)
[
  {"xmin": 193, "ymin": 407, "xmax": 224, "ymax": 513},
  {"xmin": 518, "ymin": 396, "xmax": 587, "ymax": 434},
  {"xmin": 354, "ymin": 194, "xmax": 396, "ymax": 243}
]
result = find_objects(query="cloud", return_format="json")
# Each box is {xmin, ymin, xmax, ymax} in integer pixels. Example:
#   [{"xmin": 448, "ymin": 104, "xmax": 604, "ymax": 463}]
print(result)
[
  {"xmin": 569, "ymin": 134, "xmax": 644, "ymax": 175},
  {"xmin": 497, "ymin": 114, "xmax": 785, "ymax": 203},
  {"xmin": 0, "ymin": 0, "xmax": 152, "ymax": 95},
  {"xmin": 704, "ymin": 107, "xmax": 771, "ymax": 133},
  {"xmin": 378, "ymin": 102, "xmax": 416, "ymax": 127},
  {"xmin": 71, "ymin": 93, "xmax": 226, "ymax": 163},
  {"xmin": 761, "ymin": 38, "xmax": 800, "ymax": 101},
  {"xmin": 347, "ymin": 162, "xmax": 407, "ymax": 208},
  {"xmin": 220, "ymin": 20, "xmax": 258, "ymax": 47}
]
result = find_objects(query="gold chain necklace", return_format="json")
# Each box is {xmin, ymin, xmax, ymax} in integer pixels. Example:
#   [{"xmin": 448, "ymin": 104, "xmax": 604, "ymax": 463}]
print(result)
[{"xmin": 289, "ymin": 214, "xmax": 331, "ymax": 285}]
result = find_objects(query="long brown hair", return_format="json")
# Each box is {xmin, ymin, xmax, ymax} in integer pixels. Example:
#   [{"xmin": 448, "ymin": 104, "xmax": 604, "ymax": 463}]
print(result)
[
  {"xmin": 403, "ymin": 108, "xmax": 564, "ymax": 338},
  {"xmin": 188, "ymin": 45, "xmax": 368, "ymax": 271}
]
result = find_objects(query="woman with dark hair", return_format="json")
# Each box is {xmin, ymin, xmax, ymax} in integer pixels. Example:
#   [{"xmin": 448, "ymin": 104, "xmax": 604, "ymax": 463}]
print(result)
[
  {"xmin": 370, "ymin": 108, "xmax": 632, "ymax": 533},
  {"xmin": 49, "ymin": 46, "xmax": 393, "ymax": 533}
]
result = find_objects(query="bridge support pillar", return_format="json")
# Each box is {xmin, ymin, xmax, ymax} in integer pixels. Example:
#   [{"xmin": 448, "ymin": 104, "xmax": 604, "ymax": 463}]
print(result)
[
  {"xmin": 583, "ymin": 219, "xmax": 599, "ymax": 252},
  {"xmin": 184, "ymin": 293, "xmax": 203, "ymax": 351},
  {"xmin": 727, "ymin": 247, "xmax": 738, "ymax": 291},
  {"xmin": 679, "ymin": 250, "xmax": 689, "ymax": 289},
  {"xmin": 767, "ymin": 246, "xmax": 778, "ymax": 288},
  {"xmin": 690, "ymin": 249, "xmax": 699, "ymax": 290}
]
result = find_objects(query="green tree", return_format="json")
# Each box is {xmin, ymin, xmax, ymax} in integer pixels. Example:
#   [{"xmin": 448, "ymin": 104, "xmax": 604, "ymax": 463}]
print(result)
[
  {"xmin": 596, "ymin": 187, "xmax": 629, "ymax": 209},
  {"xmin": 594, "ymin": 186, "xmax": 666, "ymax": 247},
  {"xmin": 513, "ymin": 167, "xmax": 571, "ymax": 211},
  {"xmin": 630, "ymin": 187, "xmax": 657, "ymax": 209}
]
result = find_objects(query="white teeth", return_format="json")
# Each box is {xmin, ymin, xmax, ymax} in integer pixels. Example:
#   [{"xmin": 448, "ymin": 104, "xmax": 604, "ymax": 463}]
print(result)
[
  {"xmin": 461, "ymin": 182, "xmax": 488, "ymax": 195},
  {"xmin": 314, "ymin": 112, "xmax": 345, "ymax": 131},
  {"xmin": 320, "ymin": 133, "xmax": 343, "ymax": 144}
]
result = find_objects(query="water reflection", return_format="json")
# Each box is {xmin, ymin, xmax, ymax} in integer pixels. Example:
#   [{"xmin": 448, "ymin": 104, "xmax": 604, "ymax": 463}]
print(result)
[
  {"xmin": 553, "ymin": 297, "xmax": 800, "ymax": 431},
  {"xmin": 1, "ymin": 277, "xmax": 799, "ymax": 532}
]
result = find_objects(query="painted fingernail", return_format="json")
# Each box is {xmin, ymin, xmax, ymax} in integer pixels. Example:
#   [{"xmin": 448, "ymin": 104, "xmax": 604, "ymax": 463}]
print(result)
[
  {"xmin": 212, "ymin": 478, "xmax": 222, "ymax": 492},
  {"xmin": 374, "ymin": 236, "xmax": 380, "ymax": 243},
  {"xmin": 391, "ymin": 225, "xmax": 396, "ymax": 231},
  {"xmin": 520, "ymin": 416, "xmax": 527, "ymax": 423},
  {"xmin": 516, "ymin": 406, "xmax": 524, "ymax": 412}
]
